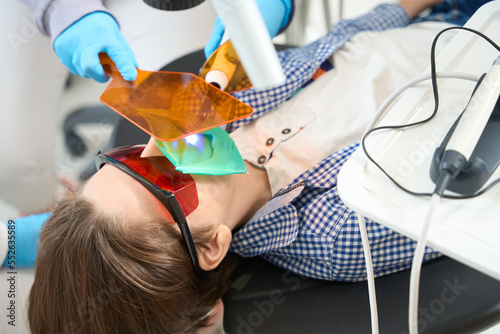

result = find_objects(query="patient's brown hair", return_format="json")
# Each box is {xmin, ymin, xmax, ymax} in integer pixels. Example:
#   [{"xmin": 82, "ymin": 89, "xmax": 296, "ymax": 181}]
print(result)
[{"xmin": 28, "ymin": 195, "xmax": 235, "ymax": 334}]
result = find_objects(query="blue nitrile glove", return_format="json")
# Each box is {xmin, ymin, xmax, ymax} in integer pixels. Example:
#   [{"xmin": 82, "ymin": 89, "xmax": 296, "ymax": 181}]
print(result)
[
  {"xmin": 2, "ymin": 212, "xmax": 51, "ymax": 268},
  {"xmin": 204, "ymin": 0, "xmax": 293, "ymax": 59},
  {"xmin": 54, "ymin": 12, "xmax": 138, "ymax": 83}
]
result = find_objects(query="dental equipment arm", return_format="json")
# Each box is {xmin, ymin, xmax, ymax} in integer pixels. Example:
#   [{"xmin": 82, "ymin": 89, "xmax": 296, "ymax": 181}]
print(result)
[{"xmin": 204, "ymin": 0, "xmax": 293, "ymax": 57}]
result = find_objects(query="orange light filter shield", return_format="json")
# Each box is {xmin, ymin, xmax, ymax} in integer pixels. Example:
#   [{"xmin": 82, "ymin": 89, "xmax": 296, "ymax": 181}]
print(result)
[{"xmin": 99, "ymin": 53, "xmax": 253, "ymax": 142}]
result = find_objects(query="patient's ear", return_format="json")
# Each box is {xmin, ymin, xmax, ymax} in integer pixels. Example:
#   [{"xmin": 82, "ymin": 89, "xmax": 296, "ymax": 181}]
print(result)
[{"xmin": 197, "ymin": 225, "xmax": 232, "ymax": 271}]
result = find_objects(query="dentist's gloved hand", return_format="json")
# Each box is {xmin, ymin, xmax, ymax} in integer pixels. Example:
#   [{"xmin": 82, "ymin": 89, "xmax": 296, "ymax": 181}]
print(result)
[
  {"xmin": 2, "ymin": 212, "xmax": 51, "ymax": 268},
  {"xmin": 54, "ymin": 12, "xmax": 138, "ymax": 83},
  {"xmin": 204, "ymin": 0, "xmax": 293, "ymax": 59}
]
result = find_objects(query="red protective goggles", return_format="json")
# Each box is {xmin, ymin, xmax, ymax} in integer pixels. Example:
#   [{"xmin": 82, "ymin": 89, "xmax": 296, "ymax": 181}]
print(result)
[
  {"xmin": 95, "ymin": 145, "xmax": 198, "ymax": 216},
  {"xmin": 94, "ymin": 145, "xmax": 204, "ymax": 276}
]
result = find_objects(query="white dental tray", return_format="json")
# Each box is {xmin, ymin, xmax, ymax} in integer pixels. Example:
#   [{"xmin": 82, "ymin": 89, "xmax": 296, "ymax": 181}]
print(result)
[{"xmin": 338, "ymin": 1, "xmax": 500, "ymax": 281}]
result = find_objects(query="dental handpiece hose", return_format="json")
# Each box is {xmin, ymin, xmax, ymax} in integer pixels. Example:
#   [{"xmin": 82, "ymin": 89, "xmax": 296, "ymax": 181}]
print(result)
[
  {"xmin": 440, "ymin": 55, "xmax": 500, "ymax": 178},
  {"xmin": 408, "ymin": 160, "xmax": 454, "ymax": 334},
  {"xmin": 209, "ymin": 0, "xmax": 286, "ymax": 90}
]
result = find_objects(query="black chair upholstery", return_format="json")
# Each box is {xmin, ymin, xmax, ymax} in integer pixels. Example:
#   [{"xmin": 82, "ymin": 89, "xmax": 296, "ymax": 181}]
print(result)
[{"xmin": 222, "ymin": 256, "xmax": 500, "ymax": 334}]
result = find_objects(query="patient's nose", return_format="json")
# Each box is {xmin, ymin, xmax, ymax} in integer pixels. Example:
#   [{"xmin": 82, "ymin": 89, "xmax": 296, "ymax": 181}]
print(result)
[{"xmin": 141, "ymin": 137, "xmax": 164, "ymax": 158}]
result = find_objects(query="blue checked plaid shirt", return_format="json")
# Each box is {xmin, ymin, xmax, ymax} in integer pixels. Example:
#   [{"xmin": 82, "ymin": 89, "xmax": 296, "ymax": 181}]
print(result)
[{"xmin": 227, "ymin": 3, "xmax": 441, "ymax": 282}]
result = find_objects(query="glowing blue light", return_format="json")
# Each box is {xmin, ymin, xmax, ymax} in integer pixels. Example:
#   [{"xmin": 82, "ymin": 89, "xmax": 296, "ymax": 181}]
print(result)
[
  {"xmin": 185, "ymin": 134, "xmax": 201, "ymax": 145},
  {"xmin": 184, "ymin": 133, "xmax": 205, "ymax": 154}
]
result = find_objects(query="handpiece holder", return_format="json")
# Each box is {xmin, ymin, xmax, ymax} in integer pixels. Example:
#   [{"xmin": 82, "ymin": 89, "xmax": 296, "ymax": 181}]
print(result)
[{"xmin": 430, "ymin": 56, "xmax": 500, "ymax": 195}]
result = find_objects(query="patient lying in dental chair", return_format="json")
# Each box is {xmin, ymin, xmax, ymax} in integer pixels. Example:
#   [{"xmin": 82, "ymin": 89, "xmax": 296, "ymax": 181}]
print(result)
[{"xmin": 1, "ymin": 0, "xmax": 493, "ymax": 333}]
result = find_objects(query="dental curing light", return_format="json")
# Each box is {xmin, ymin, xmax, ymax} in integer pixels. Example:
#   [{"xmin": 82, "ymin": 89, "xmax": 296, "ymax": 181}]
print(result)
[
  {"xmin": 142, "ymin": 0, "xmax": 286, "ymax": 90},
  {"xmin": 204, "ymin": 33, "xmax": 235, "ymax": 91},
  {"xmin": 208, "ymin": 0, "xmax": 286, "ymax": 89}
]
